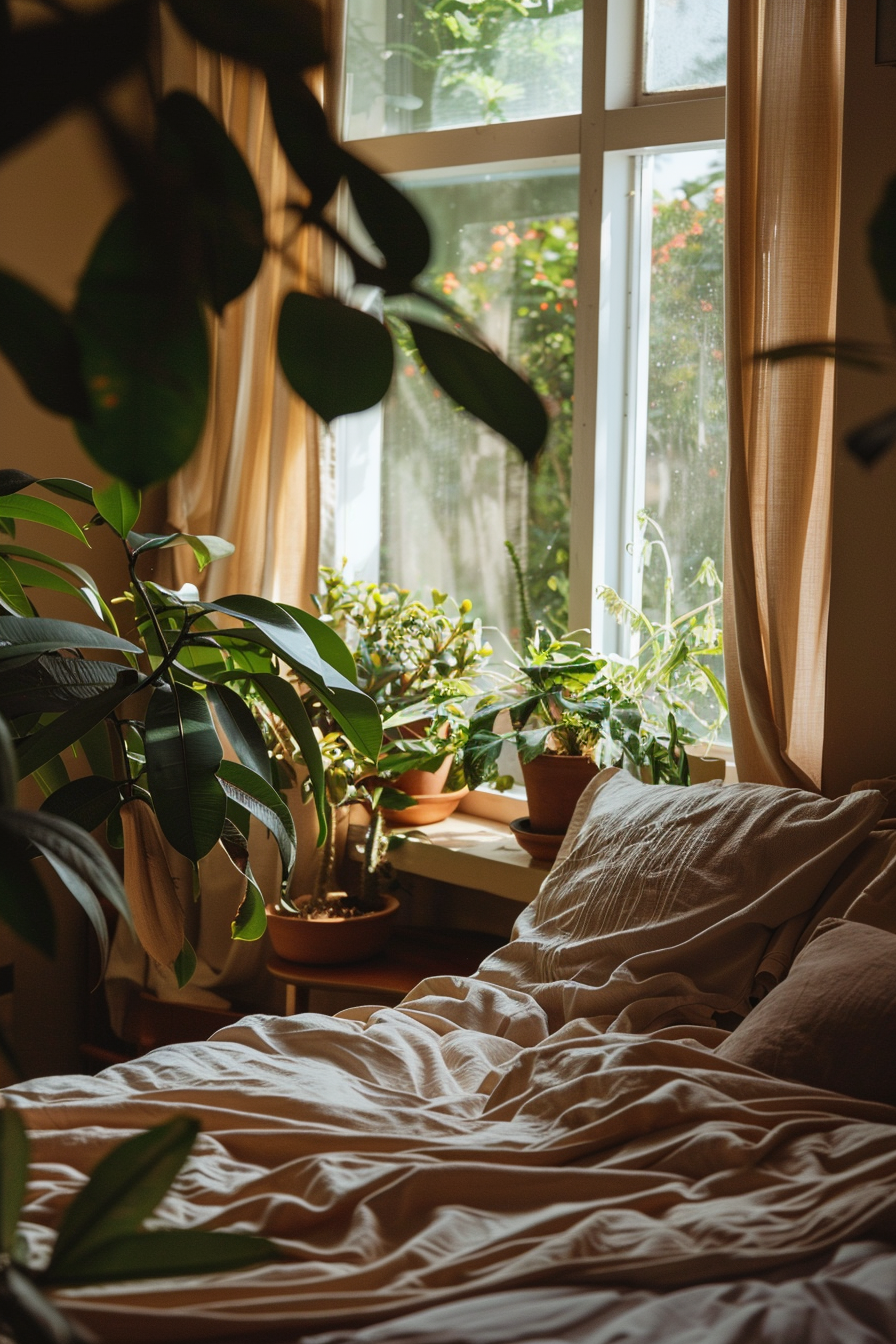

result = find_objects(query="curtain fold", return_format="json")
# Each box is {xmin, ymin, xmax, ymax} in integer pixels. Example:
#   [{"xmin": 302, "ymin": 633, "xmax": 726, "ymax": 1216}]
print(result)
[
  {"xmin": 159, "ymin": 14, "xmax": 323, "ymax": 606},
  {"xmin": 724, "ymin": 0, "xmax": 846, "ymax": 790}
]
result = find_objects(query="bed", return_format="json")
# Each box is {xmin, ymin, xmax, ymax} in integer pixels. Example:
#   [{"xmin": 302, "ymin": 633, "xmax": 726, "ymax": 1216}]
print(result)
[{"xmin": 9, "ymin": 768, "xmax": 896, "ymax": 1344}]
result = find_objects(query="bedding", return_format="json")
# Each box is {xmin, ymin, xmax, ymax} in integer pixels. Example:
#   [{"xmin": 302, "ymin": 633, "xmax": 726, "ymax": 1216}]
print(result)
[
  {"xmin": 7, "ymin": 772, "xmax": 896, "ymax": 1343},
  {"xmin": 717, "ymin": 918, "xmax": 896, "ymax": 1105}
]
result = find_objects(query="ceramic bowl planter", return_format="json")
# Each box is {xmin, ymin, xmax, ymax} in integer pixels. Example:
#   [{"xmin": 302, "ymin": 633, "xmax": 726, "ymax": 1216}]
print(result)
[
  {"xmin": 265, "ymin": 893, "xmax": 400, "ymax": 965},
  {"xmin": 380, "ymin": 785, "xmax": 469, "ymax": 827},
  {"xmin": 520, "ymin": 753, "xmax": 598, "ymax": 835}
]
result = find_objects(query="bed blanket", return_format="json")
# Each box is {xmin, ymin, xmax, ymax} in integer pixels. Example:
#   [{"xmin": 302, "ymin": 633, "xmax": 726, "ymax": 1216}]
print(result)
[{"xmin": 7, "ymin": 975, "xmax": 896, "ymax": 1343}]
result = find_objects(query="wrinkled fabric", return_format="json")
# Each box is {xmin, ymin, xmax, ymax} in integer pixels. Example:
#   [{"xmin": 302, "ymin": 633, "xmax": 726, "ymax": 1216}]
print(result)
[{"xmin": 7, "ymin": 974, "xmax": 896, "ymax": 1342}]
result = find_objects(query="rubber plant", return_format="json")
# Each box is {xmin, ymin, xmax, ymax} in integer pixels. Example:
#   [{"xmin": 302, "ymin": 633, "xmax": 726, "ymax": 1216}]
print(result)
[
  {"xmin": 0, "ymin": 0, "xmax": 549, "ymax": 490},
  {"xmin": 0, "ymin": 1107, "xmax": 279, "ymax": 1344},
  {"xmin": 0, "ymin": 471, "xmax": 382, "ymax": 984}
]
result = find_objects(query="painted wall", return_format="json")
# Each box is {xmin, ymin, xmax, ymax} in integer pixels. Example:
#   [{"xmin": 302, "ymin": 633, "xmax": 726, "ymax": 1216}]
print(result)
[{"xmin": 823, "ymin": 0, "xmax": 896, "ymax": 797}]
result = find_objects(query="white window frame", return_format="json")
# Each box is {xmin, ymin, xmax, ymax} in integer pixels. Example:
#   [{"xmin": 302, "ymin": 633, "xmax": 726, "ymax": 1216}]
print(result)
[{"xmin": 332, "ymin": 0, "xmax": 726, "ymax": 649}]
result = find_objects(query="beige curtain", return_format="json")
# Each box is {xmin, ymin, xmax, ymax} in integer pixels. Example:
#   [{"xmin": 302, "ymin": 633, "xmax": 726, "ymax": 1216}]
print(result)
[
  {"xmin": 159, "ymin": 15, "xmax": 323, "ymax": 606},
  {"xmin": 724, "ymin": 0, "xmax": 846, "ymax": 790}
]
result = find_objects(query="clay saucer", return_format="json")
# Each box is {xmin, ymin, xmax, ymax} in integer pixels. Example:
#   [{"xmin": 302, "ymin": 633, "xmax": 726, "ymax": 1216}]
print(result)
[{"xmin": 509, "ymin": 816, "xmax": 564, "ymax": 864}]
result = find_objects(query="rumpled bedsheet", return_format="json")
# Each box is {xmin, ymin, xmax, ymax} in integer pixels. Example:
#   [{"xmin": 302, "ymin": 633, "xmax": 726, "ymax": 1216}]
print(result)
[{"xmin": 7, "ymin": 975, "xmax": 896, "ymax": 1343}]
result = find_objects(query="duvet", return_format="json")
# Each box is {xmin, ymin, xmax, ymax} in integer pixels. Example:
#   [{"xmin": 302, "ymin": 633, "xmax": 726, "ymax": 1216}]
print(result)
[{"xmin": 8, "ymin": 973, "xmax": 896, "ymax": 1343}]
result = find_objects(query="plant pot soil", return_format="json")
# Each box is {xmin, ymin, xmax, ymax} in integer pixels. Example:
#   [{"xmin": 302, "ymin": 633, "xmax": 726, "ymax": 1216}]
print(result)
[
  {"xmin": 381, "ymin": 785, "xmax": 469, "ymax": 827},
  {"xmin": 265, "ymin": 893, "xmax": 400, "ymax": 965},
  {"xmin": 521, "ymin": 753, "xmax": 598, "ymax": 834}
]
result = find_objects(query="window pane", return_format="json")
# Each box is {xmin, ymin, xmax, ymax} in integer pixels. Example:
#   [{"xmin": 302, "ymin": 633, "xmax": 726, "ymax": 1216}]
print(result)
[
  {"xmin": 343, "ymin": 1, "xmax": 583, "ymax": 140},
  {"xmin": 643, "ymin": 0, "xmax": 727, "ymax": 94},
  {"xmin": 380, "ymin": 169, "xmax": 578, "ymax": 640},
  {"xmin": 640, "ymin": 149, "xmax": 727, "ymax": 735}
]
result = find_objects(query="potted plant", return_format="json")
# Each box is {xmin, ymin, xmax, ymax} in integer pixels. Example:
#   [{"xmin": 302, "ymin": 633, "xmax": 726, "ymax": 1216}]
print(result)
[{"xmin": 0, "ymin": 471, "xmax": 382, "ymax": 986}]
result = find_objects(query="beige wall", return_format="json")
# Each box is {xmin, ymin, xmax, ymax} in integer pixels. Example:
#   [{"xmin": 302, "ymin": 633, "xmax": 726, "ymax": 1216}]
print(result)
[{"xmin": 823, "ymin": 0, "xmax": 896, "ymax": 796}]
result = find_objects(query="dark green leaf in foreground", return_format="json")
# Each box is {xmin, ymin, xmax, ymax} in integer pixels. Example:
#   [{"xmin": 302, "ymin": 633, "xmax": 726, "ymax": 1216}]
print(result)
[
  {"xmin": 249, "ymin": 672, "xmax": 326, "ymax": 844},
  {"xmin": 407, "ymin": 321, "xmax": 548, "ymax": 464},
  {"xmin": 869, "ymin": 172, "xmax": 896, "ymax": 306},
  {"xmin": 0, "ymin": 816, "xmax": 55, "ymax": 956},
  {"xmin": 279, "ymin": 603, "xmax": 358, "ymax": 685},
  {"xmin": 46, "ymin": 1227, "xmax": 280, "ymax": 1286},
  {"xmin": 0, "ymin": 271, "xmax": 90, "ymax": 420},
  {"xmin": 157, "ymin": 91, "xmax": 265, "ymax": 313},
  {"xmin": 846, "ymin": 405, "xmax": 896, "ymax": 465},
  {"xmin": 0, "ymin": 556, "xmax": 30, "ymax": 616},
  {"xmin": 41, "ymin": 776, "xmax": 122, "ymax": 834},
  {"xmin": 74, "ymin": 203, "xmax": 210, "ymax": 488},
  {"xmin": 219, "ymin": 819, "xmax": 267, "ymax": 941},
  {"xmin": 340, "ymin": 152, "xmax": 431, "ymax": 287},
  {"xmin": 169, "ymin": 0, "xmax": 326, "ymax": 72},
  {"xmin": 0, "ymin": 710, "xmax": 16, "ymax": 807},
  {"xmin": 0, "ymin": 1105, "xmax": 27, "ymax": 1254},
  {"xmin": 278, "ymin": 293, "xmax": 394, "ymax": 423},
  {"xmin": 3, "ymin": 1262, "xmax": 88, "ymax": 1344},
  {"xmin": 48, "ymin": 1117, "xmax": 200, "ymax": 1282},
  {"xmin": 217, "ymin": 757, "xmax": 296, "ymax": 881},
  {"xmin": 0, "ymin": 0, "xmax": 149, "ymax": 158},
  {"xmin": 15, "ymin": 669, "xmax": 138, "ymax": 779},
  {"xmin": 268, "ymin": 76, "xmax": 341, "ymax": 211},
  {"xmin": 145, "ymin": 683, "xmax": 226, "ymax": 862},
  {"xmin": 0, "ymin": 655, "xmax": 130, "ymax": 717},
  {"xmin": 207, "ymin": 682, "xmax": 272, "ymax": 783}
]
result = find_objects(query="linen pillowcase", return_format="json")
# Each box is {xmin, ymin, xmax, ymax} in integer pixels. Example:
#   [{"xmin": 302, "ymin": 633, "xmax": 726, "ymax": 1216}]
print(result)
[
  {"xmin": 476, "ymin": 769, "xmax": 886, "ymax": 1034},
  {"xmin": 716, "ymin": 919, "xmax": 896, "ymax": 1107}
]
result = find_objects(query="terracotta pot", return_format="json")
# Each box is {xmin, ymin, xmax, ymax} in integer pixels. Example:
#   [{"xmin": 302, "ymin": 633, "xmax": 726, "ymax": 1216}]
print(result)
[
  {"xmin": 381, "ymin": 786, "xmax": 469, "ymax": 827},
  {"xmin": 521, "ymin": 753, "xmax": 598, "ymax": 835},
  {"xmin": 393, "ymin": 754, "xmax": 454, "ymax": 797},
  {"xmin": 265, "ymin": 893, "xmax": 400, "ymax": 965},
  {"xmin": 509, "ymin": 817, "xmax": 564, "ymax": 864}
]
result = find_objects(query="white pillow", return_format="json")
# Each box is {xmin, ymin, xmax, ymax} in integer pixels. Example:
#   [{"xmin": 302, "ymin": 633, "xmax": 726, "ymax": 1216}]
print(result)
[{"xmin": 476, "ymin": 769, "xmax": 886, "ymax": 1033}]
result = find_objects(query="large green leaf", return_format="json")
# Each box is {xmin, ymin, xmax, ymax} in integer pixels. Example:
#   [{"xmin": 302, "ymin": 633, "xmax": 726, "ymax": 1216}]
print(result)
[
  {"xmin": 0, "ymin": 711, "xmax": 15, "ymax": 807},
  {"xmin": 47, "ymin": 1227, "xmax": 280, "ymax": 1286},
  {"xmin": 216, "ymin": 758, "xmax": 296, "ymax": 882},
  {"xmin": 131, "ymin": 530, "xmax": 234, "ymax": 571},
  {"xmin": 219, "ymin": 819, "xmax": 267, "ymax": 941},
  {"xmin": 5, "ymin": 558, "xmax": 99, "ymax": 616},
  {"xmin": 0, "ymin": 1106, "xmax": 27, "ymax": 1255},
  {"xmin": 0, "ymin": 271, "xmax": 90, "ymax": 419},
  {"xmin": 157, "ymin": 91, "xmax": 265, "ymax": 314},
  {"xmin": 48, "ymin": 1117, "xmax": 200, "ymax": 1282},
  {"xmin": 174, "ymin": 937, "xmax": 197, "ymax": 989},
  {"xmin": 268, "ymin": 76, "xmax": 341, "ymax": 211},
  {"xmin": 0, "ymin": 556, "xmax": 31, "ymax": 616},
  {"xmin": 0, "ymin": 541, "xmax": 109, "ymax": 605},
  {"xmin": 278, "ymin": 293, "xmax": 393, "ymax": 424},
  {"xmin": 0, "ymin": 814, "xmax": 56, "ymax": 955},
  {"xmin": 74, "ymin": 203, "xmax": 210, "ymax": 488},
  {"xmin": 207, "ymin": 682, "xmax": 272, "ymax": 783},
  {"xmin": 169, "ymin": 0, "xmax": 326, "ymax": 72},
  {"xmin": 0, "ymin": 617, "xmax": 138, "ymax": 663},
  {"xmin": 407, "ymin": 320, "xmax": 548, "ymax": 465},
  {"xmin": 3, "ymin": 1262, "xmax": 87, "ymax": 1343},
  {"xmin": 0, "ymin": 494, "xmax": 87, "ymax": 545},
  {"xmin": 11, "ymin": 806, "xmax": 133, "ymax": 934},
  {"xmin": 279, "ymin": 603, "xmax": 357, "ymax": 685},
  {"xmin": 41, "ymin": 776, "xmax": 122, "ymax": 834},
  {"xmin": 0, "ymin": 655, "xmax": 130, "ymax": 717},
  {"xmin": 145, "ymin": 683, "xmax": 226, "ymax": 862},
  {"xmin": 0, "ymin": 0, "xmax": 148, "ymax": 158},
  {"xmin": 15, "ymin": 669, "xmax": 138, "ymax": 779},
  {"xmin": 249, "ymin": 672, "xmax": 326, "ymax": 842},
  {"xmin": 340, "ymin": 151, "xmax": 431, "ymax": 287},
  {"xmin": 92, "ymin": 480, "xmax": 141, "ymax": 538}
]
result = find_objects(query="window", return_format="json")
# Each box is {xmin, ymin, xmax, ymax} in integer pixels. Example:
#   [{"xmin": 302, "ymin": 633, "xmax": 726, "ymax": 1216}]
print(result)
[{"xmin": 335, "ymin": 2, "xmax": 727, "ymax": 677}]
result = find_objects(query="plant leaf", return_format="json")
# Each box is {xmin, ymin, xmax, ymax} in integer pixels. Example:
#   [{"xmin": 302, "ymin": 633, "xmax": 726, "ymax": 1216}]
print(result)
[
  {"xmin": 6, "ymin": 558, "xmax": 100, "ymax": 616},
  {"xmin": 37, "ymin": 477, "xmax": 95, "ymax": 506},
  {"xmin": 340, "ymin": 151, "xmax": 431, "ymax": 286},
  {"xmin": 846, "ymin": 405, "xmax": 896, "ymax": 465},
  {"xmin": 0, "ymin": 0, "xmax": 149, "ymax": 158},
  {"xmin": 267, "ymin": 75, "xmax": 341, "ymax": 211},
  {"xmin": 462, "ymin": 729, "xmax": 506, "ymax": 789},
  {"xmin": 0, "ymin": 655, "xmax": 130, "ymax": 717},
  {"xmin": 0, "ymin": 614, "xmax": 137, "ymax": 664},
  {"xmin": 278, "ymin": 293, "xmax": 393, "ymax": 423},
  {"xmin": 74, "ymin": 203, "xmax": 210, "ymax": 489},
  {"xmin": 168, "ymin": 0, "xmax": 326, "ymax": 72},
  {"xmin": 15, "ymin": 669, "xmax": 138, "ymax": 779},
  {"xmin": 0, "ymin": 272, "xmax": 90, "ymax": 419},
  {"xmin": 0, "ymin": 495, "xmax": 87, "ymax": 545},
  {"xmin": 216, "ymin": 757, "xmax": 296, "ymax": 882},
  {"xmin": 207, "ymin": 682, "xmax": 272, "ymax": 783},
  {"xmin": 41, "ymin": 776, "xmax": 122, "ymax": 834},
  {"xmin": 279, "ymin": 603, "xmax": 358, "ymax": 685},
  {"xmin": 10, "ymin": 806, "xmax": 132, "ymax": 934},
  {"xmin": 0, "ymin": 1106, "xmax": 27, "ymax": 1256},
  {"xmin": 157, "ymin": 91, "xmax": 265, "ymax": 314},
  {"xmin": 92, "ymin": 480, "xmax": 141, "ymax": 538},
  {"xmin": 145, "ymin": 683, "xmax": 226, "ymax": 863},
  {"xmin": 3, "ymin": 1262, "xmax": 88, "ymax": 1344},
  {"xmin": 174, "ymin": 937, "xmax": 197, "ymax": 988},
  {"xmin": 219, "ymin": 820, "xmax": 267, "ymax": 941},
  {"xmin": 48, "ymin": 1117, "xmax": 200, "ymax": 1281},
  {"xmin": 46, "ymin": 1227, "xmax": 280, "ymax": 1286},
  {"xmin": 0, "ymin": 813, "xmax": 56, "ymax": 955},
  {"xmin": 0, "ymin": 711, "xmax": 16, "ymax": 807},
  {"xmin": 249, "ymin": 672, "xmax": 327, "ymax": 842},
  {"xmin": 407, "ymin": 320, "xmax": 548, "ymax": 464},
  {"xmin": 0, "ymin": 556, "xmax": 31, "ymax": 616},
  {"xmin": 869, "ymin": 173, "xmax": 896, "ymax": 305}
]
